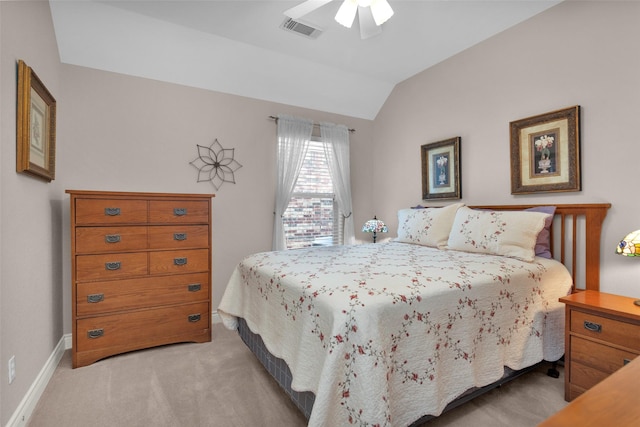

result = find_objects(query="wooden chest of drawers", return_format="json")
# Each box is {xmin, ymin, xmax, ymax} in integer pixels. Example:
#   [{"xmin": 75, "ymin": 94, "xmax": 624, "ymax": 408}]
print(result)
[
  {"xmin": 559, "ymin": 291, "xmax": 640, "ymax": 401},
  {"xmin": 67, "ymin": 190, "xmax": 215, "ymax": 368}
]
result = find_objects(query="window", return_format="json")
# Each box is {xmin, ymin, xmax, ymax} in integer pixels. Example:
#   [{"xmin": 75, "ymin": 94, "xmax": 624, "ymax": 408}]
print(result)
[
  {"xmin": 273, "ymin": 115, "xmax": 353, "ymax": 251},
  {"xmin": 282, "ymin": 140, "xmax": 338, "ymax": 249}
]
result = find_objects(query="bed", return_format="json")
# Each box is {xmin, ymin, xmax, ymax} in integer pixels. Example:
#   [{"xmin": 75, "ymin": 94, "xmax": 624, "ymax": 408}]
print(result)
[{"xmin": 218, "ymin": 203, "xmax": 610, "ymax": 427}]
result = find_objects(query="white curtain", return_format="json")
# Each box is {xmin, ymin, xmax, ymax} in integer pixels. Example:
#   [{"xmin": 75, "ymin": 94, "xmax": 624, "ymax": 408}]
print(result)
[
  {"xmin": 273, "ymin": 115, "xmax": 313, "ymax": 251},
  {"xmin": 320, "ymin": 122, "xmax": 355, "ymax": 245}
]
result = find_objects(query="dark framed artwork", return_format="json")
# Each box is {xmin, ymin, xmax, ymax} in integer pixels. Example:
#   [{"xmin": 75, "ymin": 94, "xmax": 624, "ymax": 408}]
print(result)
[
  {"xmin": 421, "ymin": 137, "xmax": 461, "ymax": 200},
  {"xmin": 510, "ymin": 106, "xmax": 580, "ymax": 194},
  {"xmin": 16, "ymin": 59, "xmax": 57, "ymax": 182}
]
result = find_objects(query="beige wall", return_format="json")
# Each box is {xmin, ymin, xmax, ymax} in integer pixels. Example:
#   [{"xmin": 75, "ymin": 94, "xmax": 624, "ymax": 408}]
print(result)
[
  {"xmin": 1, "ymin": 1, "xmax": 64, "ymax": 423},
  {"xmin": 373, "ymin": 0, "xmax": 640, "ymax": 298},
  {"xmin": 2, "ymin": 0, "xmax": 639, "ymax": 424}
]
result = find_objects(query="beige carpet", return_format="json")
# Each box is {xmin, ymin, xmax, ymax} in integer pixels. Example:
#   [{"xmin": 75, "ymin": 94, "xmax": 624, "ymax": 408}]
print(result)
[{"xmin": 27, "ymin": 323, "xmax": 567, "ymax": 427}]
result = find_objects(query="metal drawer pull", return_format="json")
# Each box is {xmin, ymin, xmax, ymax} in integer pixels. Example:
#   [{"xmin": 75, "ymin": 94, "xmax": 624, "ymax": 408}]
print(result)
[
  {"xmin": 174, "ymin": 257, "xmax": 188, "ymax": 266},
  {"xmin": 583, "ymin": 320, "xmax": 602, "ymax": 333},
  {"xmin": 188, "ymin": 283, "xmax": 201, "ymax": 292},
  {"xmin": 105, "ymin": 234, "xmax": 121, "ymax": 243},
  {"xmin": 173, "ymin": 233, "xmax": 187, "ymax": 241},
  {"xmin": 188, "ymin": 314, "xmax": 201, "ymax": 323},
  {"xmin": 87, "ymin": 293, "xmax": 104, "ymax": 303},
  {"xmin": 87, "ymin": 329, "xmax": 104, "ymax": 339},
  {"xmin": 104, "ymin": 207, "xmax": 121, "ymax": 216},
  {"xmin": 105, "ymin": 261, "xmax": 121, "ymax": 271},
  {"xmin": 174, "ymin": 208, "xmax": 187, "ymax": 216}
]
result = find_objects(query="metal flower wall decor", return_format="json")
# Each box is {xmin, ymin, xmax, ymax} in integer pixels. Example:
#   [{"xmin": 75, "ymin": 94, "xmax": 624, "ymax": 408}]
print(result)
[{"xmin": 190, "ymin": 139, "xmax": 242, "ymax": 190}]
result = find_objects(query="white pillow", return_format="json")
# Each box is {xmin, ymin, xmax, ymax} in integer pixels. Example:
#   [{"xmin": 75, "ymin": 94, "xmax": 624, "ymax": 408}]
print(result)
[
  {"xmin": 446, "ymin": 206, "xmax": 549, "ymax": 262},
  {"xmin": 396, "ymin": 203, "xmax": 464, "ymax": 248}
]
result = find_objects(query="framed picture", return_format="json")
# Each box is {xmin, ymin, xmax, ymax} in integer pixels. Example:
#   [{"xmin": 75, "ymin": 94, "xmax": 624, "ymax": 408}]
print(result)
[
  {"xmin": 421, "ymin": 137, "xmax": 461, "ymax": 200},
  {"xmin": 16, "ymin": 59, "xmax": 56, "ymax": 182},
  {"xmin": 510, "ymin": 106, "xmax": 580, "ymax": 194}
]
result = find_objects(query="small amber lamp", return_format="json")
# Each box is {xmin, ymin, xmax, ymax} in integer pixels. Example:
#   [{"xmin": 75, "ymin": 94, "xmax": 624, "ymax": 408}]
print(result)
[{"xmin": 616, "ymin": 229, "xmax": 640, "ymax": 306}]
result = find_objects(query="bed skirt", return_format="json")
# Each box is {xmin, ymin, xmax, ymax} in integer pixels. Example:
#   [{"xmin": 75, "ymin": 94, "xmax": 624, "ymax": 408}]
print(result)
[
  {"xmin": 238, "ymin": 317, "xmax": 316, "ymax": 419},
  {"xmin": 237, "ymin": 317, "xmax": 548, "ymax": 426}
]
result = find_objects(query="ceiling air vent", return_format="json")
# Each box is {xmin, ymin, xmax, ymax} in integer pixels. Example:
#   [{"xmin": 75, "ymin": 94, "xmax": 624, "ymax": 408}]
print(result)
[{"xmin": 280, "ymin": 18, "xmax": 322, "ymax": 39}]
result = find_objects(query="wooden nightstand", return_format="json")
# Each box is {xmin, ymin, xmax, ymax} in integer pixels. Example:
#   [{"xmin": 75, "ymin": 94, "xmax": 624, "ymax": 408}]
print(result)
[
  {"xmin": 539, "ymin": 356, "xmax": 640, "ymax": 427},
  {"xmin": 559, "ymin": 290, "xmax": 640, "ymax": 401}
]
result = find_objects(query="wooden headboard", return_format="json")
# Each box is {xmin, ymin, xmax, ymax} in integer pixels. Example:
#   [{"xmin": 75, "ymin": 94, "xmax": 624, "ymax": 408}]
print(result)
[{"xmin": 471, "ymin": 204, "xmax": 611, "ymax": 292}]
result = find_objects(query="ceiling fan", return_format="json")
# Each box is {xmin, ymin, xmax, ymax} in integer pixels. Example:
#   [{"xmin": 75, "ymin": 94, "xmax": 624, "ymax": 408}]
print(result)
[{"xmin": 284, "ymin": 0, "xmax": 394, "ymax": 40}]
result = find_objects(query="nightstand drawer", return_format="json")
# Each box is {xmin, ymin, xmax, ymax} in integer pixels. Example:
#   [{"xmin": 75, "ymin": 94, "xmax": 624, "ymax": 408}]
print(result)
[
  {"xmin": 570, "ymin": 336, "xmax": 637, "ymax": 373},
  {"xmin": 570, "ymin": 361, "xmax": 609, "ymax": 392},
  {"xmin": 568, "ymin": 383, "xmax": 586, "ymax": 401},
  {"xmin": 570, "ymin": 310, "xmax": 640, "ymax": 352}
]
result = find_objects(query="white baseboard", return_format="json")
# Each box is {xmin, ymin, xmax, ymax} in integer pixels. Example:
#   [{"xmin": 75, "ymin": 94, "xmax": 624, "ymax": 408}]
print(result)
[
  {"xmin": 5, "ymin": 334, "xmax": 69, "ymax": 427},
  {"xmin": 7, "ymin": 313, "xmax": 219, "ymax": 427},
  {"xmin": 64, "ymin": 332, "xmax": 72, "ymax": 350}
]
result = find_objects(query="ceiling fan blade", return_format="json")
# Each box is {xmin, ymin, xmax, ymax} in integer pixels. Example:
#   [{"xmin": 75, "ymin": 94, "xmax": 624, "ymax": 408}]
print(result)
[
  {"xmin": 370, "ymin": 0, "xmax": 394, "ymax": 26},
  {"xmin": 284, "ymin": 0, "xmax": 334, "ymax": 19},
  {"xmin": 358, "ymin": 6, "xmax": 382, "ymax": 39},
  {"xmin": 335, "ymin": 0, "xmax": 358, "ymax": 28}
]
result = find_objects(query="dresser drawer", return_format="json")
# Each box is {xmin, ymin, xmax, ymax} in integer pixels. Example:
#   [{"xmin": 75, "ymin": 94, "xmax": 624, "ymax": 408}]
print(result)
[
  {"xmin": 76, "ymin": 272, "xmax": 209, "ymax": 316},
  {"xmin": 149, "ymin": 249, "xmax": 209, "ymax": 275},
  {"xmin": 570, "ymin": 310, "xmax": 640, "ymax": 352},
  {"xmin": 75, "ymin": 226, "xmax": 147, "ymax": 254},
  {"xmin": 75, "ymin": 199, "xmax": 148, "ymax": 225},
  {"xmin": 76, "ymin": 252, "xmax": 148, "ymax": 281},
  {"xmin": 76, "ymin": 302, "xmax": 210, "ymax": 353},
  {"xmin": 148, "ymin": 225, "xmax": 209, "ymax": 250},
  {"xmin": 149, "ymin": 200, "xmax": 209, "ymax": 224},
  {"xmin": 570, "ymin": 336, "xmax": 637, "ymax": 374}
]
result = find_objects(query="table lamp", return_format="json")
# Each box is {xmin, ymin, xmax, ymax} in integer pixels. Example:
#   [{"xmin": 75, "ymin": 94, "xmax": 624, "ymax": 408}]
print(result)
[
  {"xmin": 362, "ymin": 216, "xmax": 388, "ymax": 243},
  {"xmin": 616, "ymin": 229, "xmax": 640, "ymax": 306}
]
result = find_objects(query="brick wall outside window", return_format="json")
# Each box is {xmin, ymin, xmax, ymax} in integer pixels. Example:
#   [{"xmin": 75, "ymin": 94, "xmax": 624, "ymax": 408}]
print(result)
[{"xmin": 283, "ymin": 141, "xmax": 335, "ymax": 249}]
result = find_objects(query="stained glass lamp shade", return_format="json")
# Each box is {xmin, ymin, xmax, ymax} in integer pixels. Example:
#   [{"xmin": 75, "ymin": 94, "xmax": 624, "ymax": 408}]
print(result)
[
  {"xmin": 362, "ymin": 216, "xmax": 388, "ymax": 243},
  {"xmin": 616, "ymin": 230, "xmax": 640, "ymax": 256},
  {"xmin": 616, "ymin": 229, "xmax": 640, "ymax": 306}
]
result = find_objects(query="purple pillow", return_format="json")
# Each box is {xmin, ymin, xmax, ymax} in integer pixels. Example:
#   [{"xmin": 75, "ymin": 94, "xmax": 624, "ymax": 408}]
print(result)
[{"xmin": 525, "ymin": 206, "xmax": 556, "ymax": 259}]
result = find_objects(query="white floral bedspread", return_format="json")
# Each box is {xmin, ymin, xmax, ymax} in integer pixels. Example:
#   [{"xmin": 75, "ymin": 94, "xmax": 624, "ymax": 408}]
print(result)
[{"xmin": 218, "ymin": 242, "xmax": 571, "ymax": 427}]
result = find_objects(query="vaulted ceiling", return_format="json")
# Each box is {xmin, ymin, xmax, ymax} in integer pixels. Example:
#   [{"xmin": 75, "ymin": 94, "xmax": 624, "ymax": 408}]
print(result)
[{"xmin": 49, "ymin": 1, "xmax": 561, "ymax": 120}]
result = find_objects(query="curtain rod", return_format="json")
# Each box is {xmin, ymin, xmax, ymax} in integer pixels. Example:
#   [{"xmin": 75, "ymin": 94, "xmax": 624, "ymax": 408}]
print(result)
[{"xmin": 268, "ymin": 116, "xmax": 355, "ymax": 133}]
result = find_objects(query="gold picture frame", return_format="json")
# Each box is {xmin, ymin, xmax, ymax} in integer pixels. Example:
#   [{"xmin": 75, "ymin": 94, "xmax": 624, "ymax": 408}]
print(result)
[
  {"xmin": 421, "ymin": 137, "xmax": 461, "ymax": 200},
  {"xmin": 510, "ymin": 106, "xmax": 580, "ymax": 194},
  {"xmin": 17, "ymin": 59, "xmax": 56, "ymax": 182}
]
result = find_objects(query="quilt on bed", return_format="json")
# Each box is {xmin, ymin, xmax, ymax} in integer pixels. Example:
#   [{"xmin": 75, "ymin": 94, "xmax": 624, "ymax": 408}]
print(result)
[{"xmin": 218, "ymin": 241, "xmax": 572, "ymax": 427}]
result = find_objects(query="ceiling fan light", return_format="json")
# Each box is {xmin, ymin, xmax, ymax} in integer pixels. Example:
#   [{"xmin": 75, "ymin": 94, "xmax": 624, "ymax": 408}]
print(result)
[
  {"xmin": 335, "ymin": 0, "xmax": 359, "ymax": 28},
  {"xmin": 370, "ymin": 0, "xmax": 394, "ymax": 26}
]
